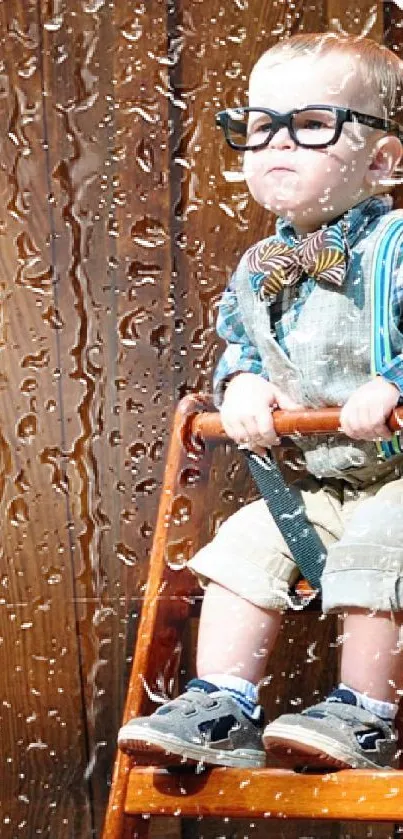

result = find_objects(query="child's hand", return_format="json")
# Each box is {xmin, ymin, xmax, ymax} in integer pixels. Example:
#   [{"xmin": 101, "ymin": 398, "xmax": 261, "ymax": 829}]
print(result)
[
  {"xmin": 339, "ymin": 377, "xmax": 400, "ymax": 441},
  {"xmin": 220, "ymin": 372, "xmax": 303, "ymax": 450}
]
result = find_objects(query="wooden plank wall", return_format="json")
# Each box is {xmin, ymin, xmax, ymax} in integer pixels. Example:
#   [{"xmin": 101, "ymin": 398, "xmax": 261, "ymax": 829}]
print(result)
[{"xmin": 0, "ymin": 1, "xmax": 399, "ymax": 838}]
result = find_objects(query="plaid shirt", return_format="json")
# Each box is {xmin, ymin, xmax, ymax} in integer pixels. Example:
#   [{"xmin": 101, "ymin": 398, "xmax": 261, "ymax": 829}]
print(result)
[{"xmin": 214, "ymin": 195, "xmax": 403, "ymax": 404}]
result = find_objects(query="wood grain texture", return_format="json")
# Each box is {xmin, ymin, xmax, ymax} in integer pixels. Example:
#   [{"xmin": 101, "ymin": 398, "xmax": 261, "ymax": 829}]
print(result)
[
  {"xmin": 0, "ymin": 1, "xmax": 93, "ymax": 835},
  {"xmin": 126, "ymin": 767, "xmax": 403, "ymax": 821},
  {"xmin": 0, "ymin": 0, "xmax": 398, "ymax": 838}
]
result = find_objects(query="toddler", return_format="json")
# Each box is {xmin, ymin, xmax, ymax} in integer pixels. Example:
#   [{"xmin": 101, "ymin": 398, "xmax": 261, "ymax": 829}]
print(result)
[{"xmin": 119, "ymin": 32, "xmax": 403, "ymax": 771}]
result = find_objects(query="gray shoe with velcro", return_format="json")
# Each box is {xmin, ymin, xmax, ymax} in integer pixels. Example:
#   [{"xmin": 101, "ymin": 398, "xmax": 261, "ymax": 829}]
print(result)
[
  {"xmin": 263, "ymin": 688, "xmax": 399, "ymax": 770},
  {"xmin": 118, "ymin": 678, "xmax": 266, "ymax": 768}
]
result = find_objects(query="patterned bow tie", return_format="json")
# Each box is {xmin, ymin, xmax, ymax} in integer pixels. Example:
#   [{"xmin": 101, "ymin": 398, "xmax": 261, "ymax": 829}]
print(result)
[{"xmin": 247, "ymin": 222, "xmax": 348, "ymax": 299}]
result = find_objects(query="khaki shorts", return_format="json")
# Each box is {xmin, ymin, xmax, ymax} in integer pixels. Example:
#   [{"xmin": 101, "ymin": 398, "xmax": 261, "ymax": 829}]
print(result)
[{"xmin": 188, "ymin": 473, "xmax": 403, "ymax": 613}]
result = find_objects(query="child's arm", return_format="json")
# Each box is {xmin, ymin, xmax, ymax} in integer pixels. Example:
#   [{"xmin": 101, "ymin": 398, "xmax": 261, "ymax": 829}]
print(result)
[
  {"xmin": 214, "ymin": 269, "xmax": 302, "ymax": 448},
  {"xmin": 340, "ymin": 377, "xmax": 400, "ymax": 441},
  {"xmin": 213, "ymin": 273, "xmax": 264, "ymax": 407}
]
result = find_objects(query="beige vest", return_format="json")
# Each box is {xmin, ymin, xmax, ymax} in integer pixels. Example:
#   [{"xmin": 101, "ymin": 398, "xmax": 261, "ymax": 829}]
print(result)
[{"xmin": 235, "ymin": 214, "xmax": 403, "ymax": 481}]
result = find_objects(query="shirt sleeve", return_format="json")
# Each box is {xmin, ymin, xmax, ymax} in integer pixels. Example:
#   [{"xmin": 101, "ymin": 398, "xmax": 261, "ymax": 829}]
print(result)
[
  {"xmin": 377, "ymin": 229, "xmax": 403, "ymax": 396},
  {"xmin": 213, "ymin": 270, "xmax": 266, "ymax": 407}
]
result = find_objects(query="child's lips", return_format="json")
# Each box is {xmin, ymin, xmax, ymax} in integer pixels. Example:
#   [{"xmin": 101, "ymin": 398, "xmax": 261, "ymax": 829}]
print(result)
[{"xmin": 266, "ymin": 166, "xmax": 295, "ymax": 174}]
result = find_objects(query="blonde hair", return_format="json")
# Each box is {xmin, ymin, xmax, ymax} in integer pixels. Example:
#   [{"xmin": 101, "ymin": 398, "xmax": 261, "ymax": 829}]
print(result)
[{"xmin": 252, "ymin": 33, "xmax": 403, "ymax": 120}]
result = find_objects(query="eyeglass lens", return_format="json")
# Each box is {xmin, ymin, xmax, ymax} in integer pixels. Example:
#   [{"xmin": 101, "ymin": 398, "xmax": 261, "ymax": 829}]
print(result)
[{"xmin": 225, "ymin": 108, "xmax": 338, "ymax": 148}]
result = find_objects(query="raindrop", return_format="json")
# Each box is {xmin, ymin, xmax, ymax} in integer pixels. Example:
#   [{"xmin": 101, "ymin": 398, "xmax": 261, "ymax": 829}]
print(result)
[
  {"xmin": 16, "ymin": 414, "xmax": 37, "ymax": 441},
  {"xmin": 43, "ymin": 16, "xmax": 63, "ymax": 31},
  {"xmin": 18, "ymin": 56, "xmax": 37, "ymax": 79},
  {"xmin": 180, "ymin": 467, "xmax": 201, "ymax": 486},
  {"xmin": 16, "ymin": 231, "xmax": 39, "ymax": 261},
  {"xmin": 84, "ymin": 0, "xmax": 105, "ymax": 11},
  {"xmin": 42, "ymin": 305, "xmax": 64, "ymax": 330},
  {"xmin": 135, "ymin": 478, "xmax": 157, "ymax": 495},
  {"xmin": 92, "ymin": 606, "xmax": 114, "ymax": 627},
  {"xmin": 120, "ymin": 17, "xmax": 143, "ymax": 42},
  {"xmin": 150, "ymin": 325, "xmax": 170, "ymax": 355},
  {"xmin": 131, "ymin": 216, "xmax": 167, "ymax": 248},
  {"xmin": 115, "ymin": 542, "xmax": 138, "ymax": 567},
  {"xmin": 7, "ymin": 497, "xmax": 29, "ymax": 525},
  {"xmin": 126, "ymin": 398, "xmax": 144, "ymax": 414},
  {"xmin": 306, "ymin": 642, "xmax": 319, "ymax": 663},
  {"xmin": 26, "ymin": 740, "xmax": 48, "ymax": 751},
  {"xmin": 45, "ymin": 567, "xmax": 63, "ymax": 587},
  {"xmin": 16, "ymin": 265, "xmax": 53, "ymax": 294},
  {"xmin": 109, "ymin": 430, "xmax": 122, "ymax": 446},
  {"xmin": 149, "ymin": 439, "xmax": 163, "ymax": 461},
  {"xmin": 171, "ymin": 495, "xmax": 191, "ymax": 525},
  {"xmin": 20, "ymin": 377, "xmax": 37, "ymax": 394},
  {"xmin": 136, "ymin": 138, "xmax": 154, "ymax": 173},
  {"xmin": 127, "ymin": 260, "xmax": 159, "ymax": 287},
  {"xmin": 139, "ymin": 521, "xmax": 152, "ymax": 538},
  {"xmin": 165, "ymin": 538, "xmax": 192, "ymax": 568},
  {"xmin": 119, "ymin": 309, "xmax": 147, "ymax": 346},
  {"xmin": 121, "ymin": 509, "xmax": 135, "ymax": 524},
  {"xmin": 129, "ymin": 441, "xmax": 147, "ymax": 461},
  {"xmin": 21, "ymin": 350, "xmax": 50, "ymax": 370}
]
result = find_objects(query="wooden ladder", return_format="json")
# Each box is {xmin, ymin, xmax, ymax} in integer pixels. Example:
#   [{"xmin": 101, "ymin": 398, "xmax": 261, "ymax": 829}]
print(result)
[{"xmin": 102, "ymin": 394, "xmax": 403, "ymax": 839}]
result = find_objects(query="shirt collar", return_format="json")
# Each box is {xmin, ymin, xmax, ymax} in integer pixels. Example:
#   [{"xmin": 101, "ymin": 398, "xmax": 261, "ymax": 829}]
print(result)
[{"xmin": 275, "ymin": 194, "xmax": 394, "ymax": 249}]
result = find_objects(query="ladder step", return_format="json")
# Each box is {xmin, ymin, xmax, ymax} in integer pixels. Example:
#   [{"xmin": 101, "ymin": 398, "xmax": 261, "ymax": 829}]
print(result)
[{"xmin": 125, "ymin": 766, "xmax": 403, "ymax": 821}]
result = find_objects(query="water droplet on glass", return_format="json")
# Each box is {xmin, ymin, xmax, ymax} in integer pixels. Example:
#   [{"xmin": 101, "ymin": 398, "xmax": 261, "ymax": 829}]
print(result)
[
  {"xmin": 44, "ymin": 568, "xmax": 63, "ymax": 586},
  {"xmin": 131, "ymin": 216, "xmax": 167, "ymax": 248},
  {"xmin": 135, "ymin": 478, "xmax": 157, "ymax": 496},
  {"xmin": 115, "ymin": 542, "xmax": 138, "ymax": 567},
  {"xmin": 150, "ymin": 325, "xmax": 170, "ymax": 356},
  {"xmin": 129, "ymin": 441, "xmax": 147, "ymax": 461},
  {"xmin": 171, "ymin": 495, "xmax": 191, "ymax": 525},
  {"xmin": 16, "ymin": 414, "xmax": 37, "ymax": 441},
  {"xmin": 7, "ymin": 497, "xmax": 29, "ymax": 525}
]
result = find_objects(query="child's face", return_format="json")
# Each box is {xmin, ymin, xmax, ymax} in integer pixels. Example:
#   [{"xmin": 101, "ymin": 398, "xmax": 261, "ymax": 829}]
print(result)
[{"xmin": 245, "ymin": 52, "xmax": 386, "ymax": 232}]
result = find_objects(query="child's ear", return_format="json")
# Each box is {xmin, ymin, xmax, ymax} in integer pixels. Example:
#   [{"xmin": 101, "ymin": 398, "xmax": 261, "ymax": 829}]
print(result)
[{"xmin": 366, "ymin": 135, "xmax": 402, "ymax": 186}]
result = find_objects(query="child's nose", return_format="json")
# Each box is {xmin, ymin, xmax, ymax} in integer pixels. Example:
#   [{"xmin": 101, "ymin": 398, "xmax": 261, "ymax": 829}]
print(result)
[{"xmin": 268, "ymin": 125, "xmax": 296, "ymax": 150}]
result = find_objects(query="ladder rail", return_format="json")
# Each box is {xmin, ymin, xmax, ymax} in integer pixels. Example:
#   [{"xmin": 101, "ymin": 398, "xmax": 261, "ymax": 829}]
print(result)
[{"xmin": 102, "ymin": 395, "xmax": 403, "ymax": 839}]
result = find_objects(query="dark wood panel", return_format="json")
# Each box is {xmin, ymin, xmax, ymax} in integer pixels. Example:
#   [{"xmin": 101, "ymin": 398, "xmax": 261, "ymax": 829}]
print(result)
[
  {"xmin": 0, "ymin": 1, "xmax": 93, "ymax": 835},
  {"xmin": 39, "ymin": 0, "xmax": 175, "ymax": 834},
  {"xmin": 39, "ymin": 3, "xmax": 116, "ymax": 832},
  {"xmin": 0, "ymin": 1, "xmax": 397, "ymax": 837}
]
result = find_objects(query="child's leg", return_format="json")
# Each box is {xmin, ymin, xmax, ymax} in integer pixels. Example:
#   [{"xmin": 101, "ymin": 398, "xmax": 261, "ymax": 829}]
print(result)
[
  {"xmin": 117, "ymin": 580, "xmax": 280, "ymax": 769},
  {"xmin": 264, "ymin": 481, "xmax": 403, "ymax": 770},
  {"xmin": 197, "ymin": 581, "xmax": 282, "ymax": 683},
  {"xmin": 341, "ymin": 608, "xmax": 403, "ymax": 703},
  {"xmin": 118, "ymin": 487, "xmax": 345, "ymax": 766},
  {"xmin": 117, "ymin": 582, "xmax": 283, "ymax": 769}
]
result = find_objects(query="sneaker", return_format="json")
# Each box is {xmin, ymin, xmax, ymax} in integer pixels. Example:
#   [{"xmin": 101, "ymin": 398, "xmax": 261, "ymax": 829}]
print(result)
[
  {"xmin": 263, "ymin": 688, "xmax": 399, "ymax": 770},
  {"xmin": 118, "ymin": 678, "xmax": 266, "ymax": 768}
]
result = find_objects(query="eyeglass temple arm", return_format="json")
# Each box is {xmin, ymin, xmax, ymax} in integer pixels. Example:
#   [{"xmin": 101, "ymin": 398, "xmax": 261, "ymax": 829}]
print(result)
[
  {"xmin": 216, "ymin": 113, "xmax": 247, "ymax": 137},
  {"xmin": 349, "ymin": 109, "xmax": 403, "ymax": 140}
]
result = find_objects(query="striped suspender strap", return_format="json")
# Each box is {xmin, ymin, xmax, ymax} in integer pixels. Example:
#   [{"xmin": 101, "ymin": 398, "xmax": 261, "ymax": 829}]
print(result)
[
  {"xmin": 370, "ymin": 212, "xmax": 403, "ymax": 459},
  {"xmin": 245, "ymin": 449, "xmax": 327, "ymax": 590}
]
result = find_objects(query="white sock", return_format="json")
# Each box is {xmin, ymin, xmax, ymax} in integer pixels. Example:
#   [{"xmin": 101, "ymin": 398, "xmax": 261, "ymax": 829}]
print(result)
[
  {"xmin": 202, "ymin": 673, "xmax": 258, "ymax": 715},
  {"xmin": 339, "ymin": 682, "xmax": 398, "ymax": 722}
]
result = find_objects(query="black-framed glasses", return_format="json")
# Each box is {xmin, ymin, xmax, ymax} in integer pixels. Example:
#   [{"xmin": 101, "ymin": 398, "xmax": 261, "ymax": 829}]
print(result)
[{"xmin": 215, "ymin": 105, "xmax": 403, "ymax": 151}]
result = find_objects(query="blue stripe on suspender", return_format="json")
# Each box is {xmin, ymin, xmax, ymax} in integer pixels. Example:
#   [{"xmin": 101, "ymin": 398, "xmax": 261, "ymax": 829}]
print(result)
[{"xmin": 371, "ymin": 217, "xmax": 403, "ymax": 458}]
